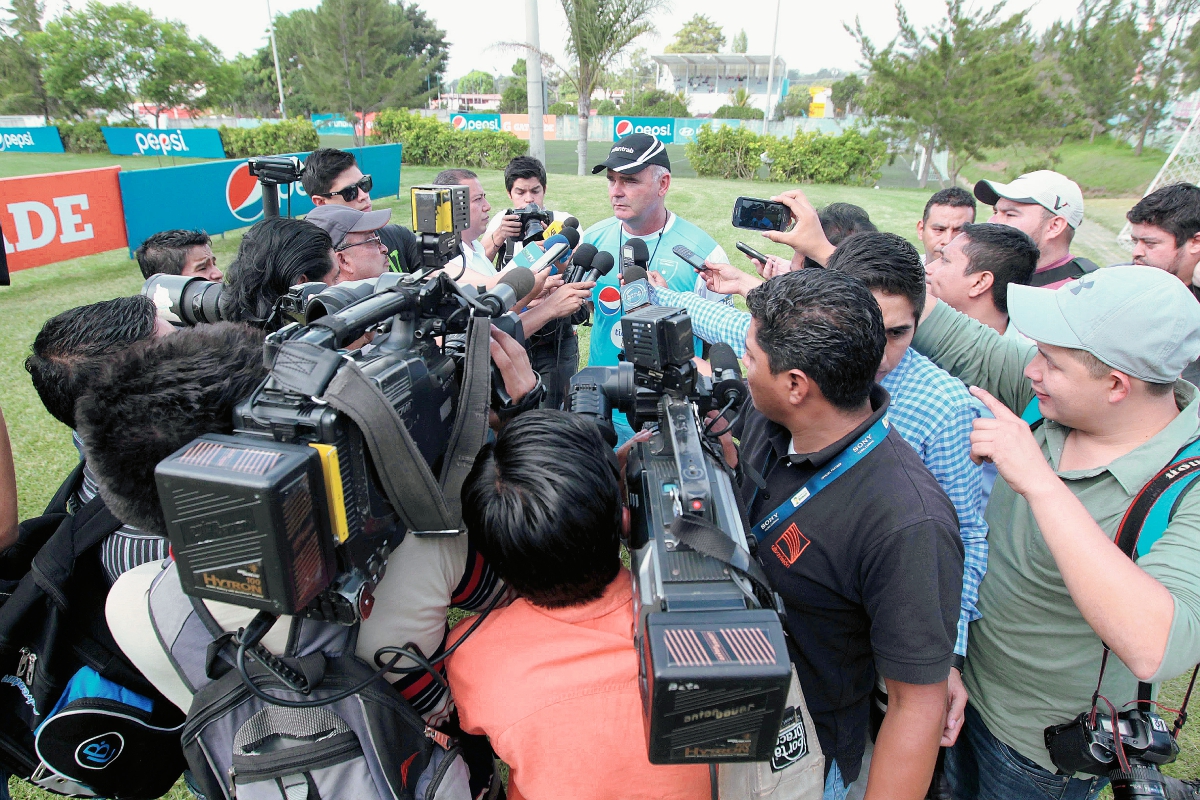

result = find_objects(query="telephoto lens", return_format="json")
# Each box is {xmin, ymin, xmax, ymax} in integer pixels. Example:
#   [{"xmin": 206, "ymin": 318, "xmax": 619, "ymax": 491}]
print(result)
[{"xmin": 141, "ymin": 274, "xmax": 225, "ymax": 326}]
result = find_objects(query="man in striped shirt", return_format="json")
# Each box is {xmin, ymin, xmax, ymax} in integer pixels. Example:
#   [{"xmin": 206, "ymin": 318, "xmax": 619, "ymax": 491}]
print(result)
[{"xmin": 25, "ymin": 295, "xmax": 175, "ymax": 583}]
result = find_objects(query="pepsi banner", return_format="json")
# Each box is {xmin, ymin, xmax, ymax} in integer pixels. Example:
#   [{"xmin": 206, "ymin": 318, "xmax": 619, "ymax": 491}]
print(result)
[
  {"xmin": 102, "ymin": 127, "xmax": 226, "ymax": 159},
  {"xmin": 118, "ymin": 143, "xmax": 402, "ymax": 252},
  {"xmin": 613, "ymin": 117, "xmax": 675, "ymax": 144},
  {"xmin": 672, "ymin": 118, "xmax": 744, "ymax": 145},
  {"xmin": 0, "ymin": 127, "xmax": 64, "ymax": 154},
  {"xmin": 450, "ymin": 113, "xmax": 502, "ymax": 132}
]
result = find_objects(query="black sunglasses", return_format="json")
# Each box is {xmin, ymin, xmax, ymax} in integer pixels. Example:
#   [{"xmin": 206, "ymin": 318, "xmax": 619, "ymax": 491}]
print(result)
[{"xmin": 320, "ymin": 174, "xmax": 373, "ymax": 202}]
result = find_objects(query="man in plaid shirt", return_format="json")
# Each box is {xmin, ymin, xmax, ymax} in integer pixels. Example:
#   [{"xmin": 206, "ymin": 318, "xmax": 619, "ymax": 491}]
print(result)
[{"xmin": 647, "ymin": 233, "xmax": 986, "ymax": 750}]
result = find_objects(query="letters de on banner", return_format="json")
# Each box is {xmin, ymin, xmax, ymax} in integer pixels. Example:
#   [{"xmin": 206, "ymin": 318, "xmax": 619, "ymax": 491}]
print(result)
[{"xmin": 0, "ymin": 167, "xmax": 128, "ymax": 271}]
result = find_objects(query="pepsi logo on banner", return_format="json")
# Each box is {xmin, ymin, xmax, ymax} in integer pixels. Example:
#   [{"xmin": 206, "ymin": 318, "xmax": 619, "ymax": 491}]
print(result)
[
  {"xmin": 0, "ymin": 126, "xmax": 64, "ymax": 153},
  {"xmin": 101, "ymin": 127, "xmax": 226, "ymax": 159},
  {"xmin": 450, "ymin": 114, "xmax": 501, "ymax": 132},
  {"xmin": 613, "ymin": 117, "xmax": 674, "ymax": 144},
  {"xmin": 226, "ymin": 163, "xmax": 263, "ymax": 222},
  {"xmin": 452, "ymin": 115, "xmax": 467, "ymax": 130},
  {"xmin": 598, "ymin": 285, "xmax": 622, "ymax": 315}
]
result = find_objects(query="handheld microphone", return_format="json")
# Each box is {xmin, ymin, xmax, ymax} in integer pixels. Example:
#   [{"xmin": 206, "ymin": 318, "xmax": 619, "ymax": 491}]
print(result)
[
  {"xmin": 477, "ymin": 266, "xmax": 536, "ymax": 316},
  {"xmin": 708, "ymin": 343, "xmax": 745, "ymax": 409},
  {"xmin": 583, "ymin": 251, "xmax": 616, "ymax": 283},
  {"xmin": 539, "ymin": 227, "xmax": 580, "ymax": 273},
  {"xmin": 528, "ymin": 241, "xmax": 569, "ymax": 273},
  {"xmin": 620, "ymin": 265, "xmax": 651, "ymax": 313},
  {"xmin": 568, "ymin": 243, "xmax": 598, "ymax": 283},
  {"xmin": 562, "ymin": 216, "xmax": 579, "ymax": 229},
  {"xmin": 621, "ymin": 237, "xmax": 650, "ymax": 273}
]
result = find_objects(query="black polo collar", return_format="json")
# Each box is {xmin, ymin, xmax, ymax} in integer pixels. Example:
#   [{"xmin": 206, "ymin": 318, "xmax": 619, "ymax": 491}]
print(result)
[{"xmin": 763, "ymin": 385, "xmax": 891, "ymax": 470}]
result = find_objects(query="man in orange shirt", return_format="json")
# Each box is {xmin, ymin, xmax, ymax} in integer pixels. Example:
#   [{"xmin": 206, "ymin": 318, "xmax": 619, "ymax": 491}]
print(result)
[{"xmin": 445, "ymin": 411, "xmax": 710, "ymax": 800}]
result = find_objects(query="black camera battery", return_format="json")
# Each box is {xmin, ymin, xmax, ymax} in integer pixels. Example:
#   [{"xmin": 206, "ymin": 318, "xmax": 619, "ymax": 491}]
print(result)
[
  {"xmin": 641, "ymin": 609, "xmax": 790, "ymax": 763},
  {"xmin": 155, "ymin": 433, "xmax": 337, "ymax": 617},
  {"xmin": 622, "ymin": 307, "xmax": 693, "ymax": 372}
]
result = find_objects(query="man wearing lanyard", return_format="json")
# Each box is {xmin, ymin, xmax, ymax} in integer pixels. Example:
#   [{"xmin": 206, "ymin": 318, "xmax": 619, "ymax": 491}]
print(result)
[{"xmin": 727, "ymin": 269, "xmax": 964, "ymax": 800}]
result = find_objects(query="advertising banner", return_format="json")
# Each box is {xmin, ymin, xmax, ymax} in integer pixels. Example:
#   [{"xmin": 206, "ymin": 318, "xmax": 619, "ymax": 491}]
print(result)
[
  {"xmin": 499, "ymin": 114, "xmax": 557, "ymax": 140},
  {"xmin": 613, "ymin": 117, "xmax": 675, "ymax": 143},
  {"xmin": 102, "ymin": 127, "xmax": 227, "ymax": 159},
  {"xmin": 449, "ymin": 113, "xmax": 502, "ymax": 132},
  {"xmin": 672, "ymin": 118, "xmax": 745, "ymax": 145},
  {"xmin": 0, "ymin": 167, "xmax": 127, "ymax": 271},
  {"xmin": 0, "ymin": 126, "xmax": 65, "ymax": 154},
  {"xmin": 118, "ymin": 143, "xmax": 402, "ymax": 251}
]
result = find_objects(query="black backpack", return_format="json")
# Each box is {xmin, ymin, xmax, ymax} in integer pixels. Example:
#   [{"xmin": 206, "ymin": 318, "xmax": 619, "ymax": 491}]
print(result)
[{"xmin": 0, "ymin": 464, "xmax": 187, "ymax": 798}]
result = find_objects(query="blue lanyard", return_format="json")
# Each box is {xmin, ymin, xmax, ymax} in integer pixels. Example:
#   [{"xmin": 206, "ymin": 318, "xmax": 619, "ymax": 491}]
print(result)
[{"xmin": 752, "ymin": 415, "xmax": 891, "ymax": 542}]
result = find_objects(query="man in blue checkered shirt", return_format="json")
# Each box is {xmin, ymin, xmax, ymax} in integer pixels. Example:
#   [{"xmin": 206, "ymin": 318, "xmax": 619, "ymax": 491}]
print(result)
[{"xmin": 647, "ymin": 234, "xmax": 986, "ymax": 748}]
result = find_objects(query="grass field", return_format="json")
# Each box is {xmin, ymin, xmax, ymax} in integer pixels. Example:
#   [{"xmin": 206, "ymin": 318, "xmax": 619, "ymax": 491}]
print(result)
[
  {"xmin": 965, "ymin": 135, "xmax": 1170, "ymax": 198},
  {"xmin": 1, "ymin": 154, "xmax": 1189, "ymax": 798}
]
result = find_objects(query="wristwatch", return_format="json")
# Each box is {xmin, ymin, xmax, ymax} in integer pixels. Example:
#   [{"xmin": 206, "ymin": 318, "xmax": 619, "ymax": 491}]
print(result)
[{"xmin": 495, "ymin": 376, "xmax": 546, "ymax": 422}]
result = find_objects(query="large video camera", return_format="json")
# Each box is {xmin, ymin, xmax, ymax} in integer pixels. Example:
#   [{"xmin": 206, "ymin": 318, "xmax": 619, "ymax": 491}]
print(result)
[
  {"xmin": 568, "ymin": 306, "xmax": 790, "ymax": 765},
  {"xmin": 248, "ymin": 156, "xmax": 304, "ymax": 219},
  {"xmin": 411, "ymin": 184, "xmax": 470, "ymax": 270},
  {"xmin": 1046, "ymin": 706, "xmax": 1200, "ymax": 799},
  {"xmin": 152, "ymin": 268, "xmax": 530, "ymax": 626}
]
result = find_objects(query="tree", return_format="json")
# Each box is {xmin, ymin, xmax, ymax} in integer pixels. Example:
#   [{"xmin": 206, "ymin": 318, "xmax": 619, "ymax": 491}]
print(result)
[
  {"xmin": 292, "ymin": 0, "xmax": 445, "ymax": 145},
  {"xmin": 0, "ymin": 0, "xmax": 49, "ymax": 119},
  {"xmin": 500, "ymin": 61, "xmax": 527, "ymax": 112},
  {"xmin": 774, "ymin": 87, "xmax": 809, "ymax": 120},
  {"xmin": 664, "ymin": 13, "xmax": 725, "ymax": 53},
  {"xmin": 850, "ymin": 0, "xmax": 1057, "ymax": 186},
  {"xmin": 830, "ymin": 73, "xmax": 864, "ymax": 116},
  {"xmin": 1045, "ymin": 0, "xmax": 1149, "ymax": 142},
  {"xmin": 622, "ymin": 88, "xmax": 687, "ymax": 117},
  {"xmin": 732, "ymin": 29, "xmax": 748, "ymax": 54},
  {"xmin": 458, "ymin": 69, "xmax": 495, "ymax": 94},
  {"xmin": 1123, "ymin": 0, "xmax": 1199, "ymax": 155},
  {"xmin": 141, "ymin": 28, "xmax": 237, "ymax": 127},
  {"xmin": 550, "ymin": 0, "xmax": 666, "ymax": 175},
  {"xmin": 728, "ymin": 87, "xmax": 751, "ymax": 107}
]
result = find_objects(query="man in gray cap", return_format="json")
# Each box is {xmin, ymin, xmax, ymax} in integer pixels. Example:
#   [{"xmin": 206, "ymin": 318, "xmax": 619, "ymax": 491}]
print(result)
[
  {"xmin": 913, "ymin": 267, "xmax": 1200, "ymax": 799},
  {"xmin": 305, "ymin": 205, "xmax": 393, "ymax": 282},
  {"xmin": 975, "ymin": 170, "xmax": 1097, "ymax": 288}
]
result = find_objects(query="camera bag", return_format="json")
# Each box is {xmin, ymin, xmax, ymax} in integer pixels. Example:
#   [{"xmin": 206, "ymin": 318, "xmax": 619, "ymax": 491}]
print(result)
[
  {"xmin": 0, "ymin": 464, "xmax": 186, "ymax": 798},
  {"xmin": 146, "ymin": 560, "xmax": 471, "ymax": 800}
]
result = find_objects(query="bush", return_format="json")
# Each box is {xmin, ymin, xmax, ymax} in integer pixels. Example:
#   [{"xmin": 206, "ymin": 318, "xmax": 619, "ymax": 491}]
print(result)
[
  {"xmin": 714, "ymin": 105, "xmax": 764, "ymax": 120},
  {"xmin": 622, "ymin": 89, "xmax": 688, "ymax": 118},
  {"xmin": 546, "ymin": 102, "xmax": 576, "ymax": 116},
  {"xmin": 594, "ymin": 99, "xmax": 618, "ymax": 116},
  {"xmin": 686, "ymin": 124, "xmax": 887, "ymax": 185},
  {"xmin": 56, "ymin": 120, "xmax": 107, "ymax": 153},
  {"xmin": 219, "ymin": 118, "xmax": 320, "ymax": 158},
  {"xmin": 370, "ymin": 108, "xmax": 527, "ymax": 169}
]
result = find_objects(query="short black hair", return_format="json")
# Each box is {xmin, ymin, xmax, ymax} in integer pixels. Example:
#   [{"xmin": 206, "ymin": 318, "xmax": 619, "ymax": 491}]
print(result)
[
  {"xmin": 461, "ymin": 410, "xmax": 622, "ymax": 608},
  {"xmin": 26, "ymin": 295, "xmax": 159, "ymax": 429},
  {"xmin": 134, "ymin": 230, "xmax": 211, "ymax": 280},
  {"xmin": 804, "ymin": 203, "xmax": 877, "ymax": 269},
  {"xmin": 220, "ymin": 218, "xmax": 336, "ymax": 330},
  {"xmin": 746, "ymin": 268, "xmax": 885, "ymax": 411},
  {"xmin": 434, "ymin": 168, "xmax": 479, "ymax": 186},
  {"xmin": 301, "ymin": 148, "xmax": 358, "ymax": 197},
  {"xmin": 826, "ymin": 231, "xmax": 927, "ymax": 320},
  {"xmin": 503, "ymin": 156, "xmax": 548, "ymax": 194},
  {"xmin": 75, "ymin": 323, "xmax": 268, "ymax": 534},
  {"xmin": 959, "ymin": 223, "xmax": 1038, "ymax": 314},
  {"xmin": 1127, "ymin": 183, "xmax": 1200, "ymax": 247},
  {"xmin": 923, "ymin": 187, "xmax": 977, "ymax": 222}
]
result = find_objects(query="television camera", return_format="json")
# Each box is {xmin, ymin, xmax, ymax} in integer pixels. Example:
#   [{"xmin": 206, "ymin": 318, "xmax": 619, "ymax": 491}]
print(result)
[{"xmin": 568, "ymin": 304, "xmax": 790, "ymax": 765}]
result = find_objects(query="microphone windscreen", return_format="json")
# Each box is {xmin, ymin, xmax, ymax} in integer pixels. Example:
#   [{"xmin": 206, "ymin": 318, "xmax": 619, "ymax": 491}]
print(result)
[
  {"xmin": 498, "ymin": 266, "xmax": 536, "ymax": 300},
  {"xmin": 623, "ymin": 265, "xmax": 648, "ymax": 284},
  {"xmin": 563, "ymin": 217, "xmax": 580, "ymax": 229},
  {"xmin": 571, "ymin": 243, "xmax": 598, "ymax": 270},
  {"xmin": 591, "ymin": 252, "xmax": 616, "ymax": 277},
  {"xmin": 560, "ymin": 226, "xmax": 581, "ymax": 248},
  {"xmin": 709, "ymin": 343, "xmax": 741, "ymax": 377},
  {"xmin": 628, "ymin": 238, "xmax": 650, "ymax": 263}
]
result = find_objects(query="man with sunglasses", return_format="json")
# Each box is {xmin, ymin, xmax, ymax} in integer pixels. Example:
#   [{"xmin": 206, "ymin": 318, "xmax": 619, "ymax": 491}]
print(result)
[
  {"xmin": 305, "ymin": 205, "xmax": 392, "ymax": 282},
  {"xmin": 302, "ymin": 148, "xmax": 422, "ymax": 274}
]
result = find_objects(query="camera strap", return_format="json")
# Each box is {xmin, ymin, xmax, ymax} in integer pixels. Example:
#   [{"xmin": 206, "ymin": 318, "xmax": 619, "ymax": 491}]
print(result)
[
  {"xmin": 436, "ymin": 315, "xmax": 492, "ymax": 526},
  {"xmin": 669, "ymin": 513, "xmax": 782, "ymax": 617}
]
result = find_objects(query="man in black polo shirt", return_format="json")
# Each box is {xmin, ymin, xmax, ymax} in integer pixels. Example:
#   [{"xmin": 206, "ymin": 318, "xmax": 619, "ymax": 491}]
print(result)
[{"xmin": 731, "ymin": 269, "xmax": 964, "ymax": 800}]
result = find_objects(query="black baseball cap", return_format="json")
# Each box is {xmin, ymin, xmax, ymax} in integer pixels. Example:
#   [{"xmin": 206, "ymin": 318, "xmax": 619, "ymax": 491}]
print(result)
[{"xmin": 591, "ymin": 133, "xmax": 671, "ymax": 175}]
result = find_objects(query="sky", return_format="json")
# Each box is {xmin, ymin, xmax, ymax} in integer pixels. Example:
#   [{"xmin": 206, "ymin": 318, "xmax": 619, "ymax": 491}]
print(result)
[{"xmin": 40, "ymin": 0, "xmax": 1075, "ymax": 83}]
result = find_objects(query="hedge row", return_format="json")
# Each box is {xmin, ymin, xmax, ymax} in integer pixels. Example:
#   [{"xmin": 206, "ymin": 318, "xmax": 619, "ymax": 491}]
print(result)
[
  {"xmin": 685, "ymin": 124, "xmax": 887, "ymax": 185},
  {"xmin": 369, "ymin": 109, "xmax": 526, "ymax": 169},
  {"xmin": 54, "ymin": 119, "xmax": 138, "ymax": 153},
  {"xmin": 218, "ymin": 118, "xmax": 320, "ymax": 159}
]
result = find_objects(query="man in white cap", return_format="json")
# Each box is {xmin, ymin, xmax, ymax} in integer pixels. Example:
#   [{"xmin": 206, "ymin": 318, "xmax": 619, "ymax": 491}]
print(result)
[
  {"xmin": 305, "ymin": 204, "xmax": 393, "ymax": 282},
  {"xmin": 913, "ymin": 267, "xmax": 1200, "ymax": 799},
  {"xmin": 975, "ymin": 170, "xmax": 1097, "ymax": 288}
]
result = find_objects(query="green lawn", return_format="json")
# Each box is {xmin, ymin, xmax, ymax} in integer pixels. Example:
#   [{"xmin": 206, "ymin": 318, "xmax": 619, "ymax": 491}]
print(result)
[
  {"xmin": 965, "ymin": 135, "xmax": 1169, "ymax": 198},
  {"xmin": 0, "ymin": 156, "xmax": 1193, "ymax": 797}
]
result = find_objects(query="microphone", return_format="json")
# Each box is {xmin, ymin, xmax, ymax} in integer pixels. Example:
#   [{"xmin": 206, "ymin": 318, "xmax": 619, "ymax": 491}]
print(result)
[
  {"xmin": 539, "ymin": 227, "xmax": 580, "ymax": 273},
  {"xmin": 621, "ymin": 237, "xmax": 650, "ymax": 273},
  {"xmin": 528, "ymin": 241, "xmax": 569, "ymax": 273},
  {"xmin": 583, "ymin": 251, "xmax": 615, "ymax": 284},
  {"xmin": 620, "ymin": 265, "xmax": 651, "ymax": 313},
  {"xmin": 542, "ymin": 214, "xmax": 578, "ymax": 239},
  {"xmin": 708, "ymin": 343, "xmax": 746, "ymax": 409},
  {"xmin": 477, "ymin": 267, "xmax": 536, "ymax": 316},
  {"xmin": 568, "ymin": 243, "xmax": 598, "ymax": 283}
]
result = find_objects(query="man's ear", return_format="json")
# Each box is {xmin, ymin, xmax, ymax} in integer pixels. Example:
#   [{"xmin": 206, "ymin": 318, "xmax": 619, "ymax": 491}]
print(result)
[
  {"xmin": 1107, "ymin": 370, "xmax": 1133, "ymax": 405},
  {"xmin": 659, "ymin": 172, "xmax": 672, "ymax": 198},
  {"xmin": 967, "ymin": 270, "xmax": 995, "ymax": 300},
  {"xmin": 1186, "ymin": 231, "xmax": 1200, "ymax": 258},
  {"xmin": 311, "ymin": 195, "xmax": 328, "ymax": 207},
  {"xmin": 786, "ymin": 369, "xmax": 811, "ymax": 407},
  {"xmin": 916, "ymin": 219, "xmax": 925, "ymax": 239},
  {"xmin": 1046, "ymin": 215, "xmax": 1070, "ymax": 242}
]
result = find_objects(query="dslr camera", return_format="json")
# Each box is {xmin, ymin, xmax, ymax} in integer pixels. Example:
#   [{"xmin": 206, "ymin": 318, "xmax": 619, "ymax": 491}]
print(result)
[
  {"xmin": 151, "ymin": 268, "xmax": 528, "ymax": 626},
  {"xmin": 506, "ymin": 203, "xmax": 555, "ymax": 244},
  {"xmin": 568, "ymin": 306, "xmax": 790, "ymax": 765}
]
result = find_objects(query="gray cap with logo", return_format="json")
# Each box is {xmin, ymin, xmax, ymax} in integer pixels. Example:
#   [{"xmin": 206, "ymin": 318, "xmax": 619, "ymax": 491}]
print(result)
[
  {"xmin": 305, "ymin": 205, "xmax": 392, "ymax": 248},
  {"xmin": 1009, "ymin": 265, "xmax": 1200, "ymax": 384}
]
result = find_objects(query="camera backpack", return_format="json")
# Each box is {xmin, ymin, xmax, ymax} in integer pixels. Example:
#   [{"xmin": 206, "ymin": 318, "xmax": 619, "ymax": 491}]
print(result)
[
  {"xmin": 0, "ymin": 463, "xmax": 188, "ymax": 798},
  {"xmin": 145, "ymin": 559, "xmax": 471, "ymax": 800}
]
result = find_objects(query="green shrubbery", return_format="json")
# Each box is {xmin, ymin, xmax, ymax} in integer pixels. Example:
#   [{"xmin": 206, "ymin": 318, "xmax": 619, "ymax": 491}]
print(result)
[
  {"xmin": 370, "ymin": 109, "xmax": 526, "ymax": 169},
  {"xmin": 218, "ymin": 118, "xmax": 320, "ymax": 158},
  {"xmin": 55, "ymin": 120, "xmax": 107, "ymax": 153},
  {"xmin": 713, "ymin": 105, "xmax": 764, "ymax": 120},
  {"xmin": 686, "ymin": 124, "xmax": 887, "ymax": 185},
  {"xmin": 546, "ymin": 102, "xmax": 576, "ymax": 116}
]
